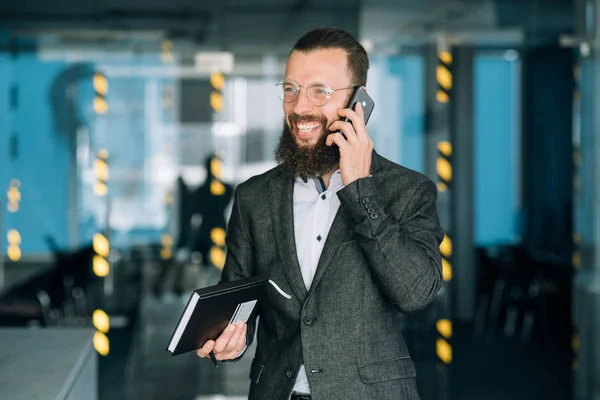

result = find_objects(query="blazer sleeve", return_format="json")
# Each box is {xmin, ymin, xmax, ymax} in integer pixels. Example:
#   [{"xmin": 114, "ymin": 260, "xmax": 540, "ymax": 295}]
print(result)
[
  {"xmin": 219, "ymin": 184, "xmax": 258, "ymax": 361},
  {"xmin": 336, "ymin": 175, "xmax": 444, "ymax": 314}
]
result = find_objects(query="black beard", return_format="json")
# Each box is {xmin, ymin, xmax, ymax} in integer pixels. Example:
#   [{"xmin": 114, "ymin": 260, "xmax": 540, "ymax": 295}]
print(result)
[{"xmin": 274, "ymin": 115, "xmax": 340, "ymax": 180}]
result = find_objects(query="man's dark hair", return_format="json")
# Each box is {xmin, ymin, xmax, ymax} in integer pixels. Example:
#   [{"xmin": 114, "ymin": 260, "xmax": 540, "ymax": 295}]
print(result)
[{"xmin": 291, "ymin": 28, "xmax": 369, "ymax": 87}]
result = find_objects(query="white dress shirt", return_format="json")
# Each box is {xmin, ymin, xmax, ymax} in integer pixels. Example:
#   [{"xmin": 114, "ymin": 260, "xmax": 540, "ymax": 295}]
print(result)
[{"xmin": 291, "ymin": 170, "xmax": 345, "ymax": 395}]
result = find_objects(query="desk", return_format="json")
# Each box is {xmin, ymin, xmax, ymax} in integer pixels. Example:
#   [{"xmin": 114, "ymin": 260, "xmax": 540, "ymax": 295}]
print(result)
[
  {"xmin": 0, "ymin": 262, "xmax": 53, "ymax": 298},
  {"xmin": 0, "ymin": 328, "xmax": 97, "ymax": 400}
]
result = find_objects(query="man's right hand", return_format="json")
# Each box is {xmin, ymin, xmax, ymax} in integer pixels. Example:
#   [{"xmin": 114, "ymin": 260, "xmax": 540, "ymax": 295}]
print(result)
[{"xmin": 196, "ymin": 321, "xmax": 247, "ymax": 361}]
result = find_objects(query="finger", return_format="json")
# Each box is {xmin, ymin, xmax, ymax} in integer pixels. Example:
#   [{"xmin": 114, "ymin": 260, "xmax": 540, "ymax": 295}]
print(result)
[
  {"xmin": 197, "ymin": 340, "xmax": 215, "ymax": 358},
  {"xmin": 236, "ymin": 323, "xmax": 248, "ymax": 352},
  {"xmin": 354, "ymin": 100, "xmax": 365, "ymax": 121},
  {"xmin": 337, "ymin": 107, "xmax": 367, "ymax": 141},
  {"xmin": 224, "ymin": 323, "xmax": 245, "ymax": 353},
  {"xmin": 328, "ymin": 121, "xmax": 357, "ymax": 143},
  {"xmin": 213, "ymin": 324, "xmax": 236, "ymax": 353},
  {"xmin": 326, "ymin": 131, "xmax": 349, "ymax": 148}
]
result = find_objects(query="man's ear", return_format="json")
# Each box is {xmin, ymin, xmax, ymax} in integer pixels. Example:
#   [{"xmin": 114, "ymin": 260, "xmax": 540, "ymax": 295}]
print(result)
[{"xmin": 362, "ymin": 85, "xmax": 368, "ymax": 93}]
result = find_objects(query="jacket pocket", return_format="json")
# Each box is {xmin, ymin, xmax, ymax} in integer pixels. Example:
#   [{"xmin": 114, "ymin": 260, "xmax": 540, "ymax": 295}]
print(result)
[
  {"xmin": 358, "ymin": 357, "xmax": 416, "ymax": 384},
  {"xmin": 249, "ymin": 360, "xmax": 265, "ymax": 384}
]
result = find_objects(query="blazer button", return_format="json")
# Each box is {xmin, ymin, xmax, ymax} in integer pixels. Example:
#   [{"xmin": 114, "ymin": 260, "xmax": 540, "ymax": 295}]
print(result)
[
  {"xmin": 303, "ymin": 316, "xmax": 313, "ymax": 325},
  {"xmin": 370, "ymin": 212, "xmax": 379, "ymax": 219},
  {"xmin": 286, "ymin": 369, "xmax": 295, "ymax": 379},
  {"xmin": 361, "ymin": 197, "xmax": 370, "ymax": 204}
]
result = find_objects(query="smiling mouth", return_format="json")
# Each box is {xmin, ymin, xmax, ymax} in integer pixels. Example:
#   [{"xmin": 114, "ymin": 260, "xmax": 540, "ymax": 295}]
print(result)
[{"xmin": 295, "ymin": 122, "xmax": 322, "ymax": 138}]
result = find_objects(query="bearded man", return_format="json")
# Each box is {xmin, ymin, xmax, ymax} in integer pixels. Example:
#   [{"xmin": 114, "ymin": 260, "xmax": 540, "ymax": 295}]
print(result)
[{"xmin": 196, "ymin": 27, "xmax": 444, "ymax": 400}]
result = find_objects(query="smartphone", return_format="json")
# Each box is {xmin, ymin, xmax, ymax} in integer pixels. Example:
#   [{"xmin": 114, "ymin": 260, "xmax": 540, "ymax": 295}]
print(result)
[
  {"xmin": 343, "ymin": 86, "xmax": 375, "ymax": 125},
  {"xmin": 334, "ymin": 87, "xmax": 375, "ymax": 141}
]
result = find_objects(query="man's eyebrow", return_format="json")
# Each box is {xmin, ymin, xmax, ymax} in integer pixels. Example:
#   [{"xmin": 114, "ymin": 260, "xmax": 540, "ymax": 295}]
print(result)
[{"xmin": 282, "ymin": 78, "xmax": 330, "ymax": 86}]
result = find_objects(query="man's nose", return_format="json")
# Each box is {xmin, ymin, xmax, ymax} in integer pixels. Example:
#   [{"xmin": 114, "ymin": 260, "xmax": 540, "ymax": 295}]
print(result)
[{"xmin": 292, "ymin": 88, "xmax": 313, "ymax": 115}]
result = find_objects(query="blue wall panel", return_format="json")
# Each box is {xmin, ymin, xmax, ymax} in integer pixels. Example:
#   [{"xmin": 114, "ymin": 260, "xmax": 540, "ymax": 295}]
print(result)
[
  {"xmin": 388, "ymin": 56, "xmax": 425, "ymax": 174},
  {"xmin": 474, "ymin": 55, "xmax": 521, "ymax": 246},
  {"xmin": 10, "ymin": 54, "xmax": 70, "ymax": 254},
  {"xmin": 0, "ymin": 54, "xmax": 12, "ymax": 253}
]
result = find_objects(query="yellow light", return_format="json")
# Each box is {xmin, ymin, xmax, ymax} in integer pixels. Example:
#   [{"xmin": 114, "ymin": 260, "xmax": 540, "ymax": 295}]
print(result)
[
  {"xmin": 93, "ymin": 331, "xmax": 110, "ymax": 356},
  {"xmin": 93, "ymin": 255, "xmax": 110, "ymax": 277},
  {"xmin": 93, "ymin": 73, "xmax": 108, "ymax": 95},
  {"xmin": 436, "ymin": 91, "xmax": 449, "ymax": 103},
  {"xmin": 210, "ymin": 72, "xmax": 225, "ymax": 91},
  {"xmin": 437, "ymin": 65, "xmax": 452, "ymax": 91},
  {"xmin": 436, "ymin": 319, "xmax": 452, "ymax": 339},
  {"xmin": 440, "ymin": 235, "xmax": 452, "ymax": 257},
  {"xmin": 94, "ymin": 182, "xmax": 108, "ymax": 196},
  {"xmin": 160, "ymin": 247, "xmax": 172, "ymax": 260},
  {"xmin": 436, "ymin": 182, "xmax": 448, "ymax": 192},
  {"xmin": 210, "ymin": 158, "xmax": 222, "ymax": 179},
  {"xmin": 165, "ymin": 191, "xmax": 173, "ymax": 205},
  {"xmin": 572, "ymin": 335, "xmax": 580, "ymax": 352},
  {"xmin": 93, "ymin": 309, "xmax": 110, "ymax": 333},
  {"xmin": 436, "ymin": 338, "xmax": 452, "ymax": 364},
  {"xmin": 442, "ymin": 258, "xmax": 452, "ymax": 281},
  {"xmin": 437, "ymin": 157, "xmax": 452, "ymax": 182},
  {"xmin": 210, "ymin": 246, "xmax": 226, "ymax": 270},
  {"xmin": 98, "ymin": 149, "xmax": 109, "ymax": 159},
  {"xmin": 439, "ymin": 51, "xmax": 453, "ymax": 65},
  {"xmin": 161, "ymin": 234, "xmax": 173, "ymax": 247},
  {"xmin": 7, "ymin": 186, "xmax": 21, "ymax": 203},
  {"xmin": 7, "ymin": 229, "xmax": 21, "ymax": 244},
  {"xmin": 94, "ymin": 97, "xmax": 108, "ymax": 114},
  {"xmin": 210, "ymin": 227, "xmax": 226, "ymax": 247},
  {"xmin": 573, "ymin": 252, "xmax": 581, "ymax": 269},
  {"xmin": 161, "ymin": 39, "xmax": 172, "ymax": 51},
  {"xmin": 93, "ymin": 233, "xmax": 110, "ymax": 257},
  {"xmin": 7, "ymin": 244, "xmax": 21, "ymax": 261},
  {"xmin": 210, "ymin": 92, "xmax": 224, "ymax": 112},
  {"xmin": 210, "ymin": 180, "xmax": 226, "ymax": 196},
  {"xmin": 437, "ymin": 141, "xmax": 452, "ymax": 157},
  {"xmin": 7, "ymin": 183, "xmax": 21, "ymax": 213},
  {"xmin": 94, "ymin": 159, "xmax": 109, "ymax": 182}
]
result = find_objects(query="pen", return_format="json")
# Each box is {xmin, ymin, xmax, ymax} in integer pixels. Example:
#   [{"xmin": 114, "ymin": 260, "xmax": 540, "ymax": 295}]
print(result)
[{"xmin": 209, "ymin": 351, "xmax": 220, "ymax": 368}]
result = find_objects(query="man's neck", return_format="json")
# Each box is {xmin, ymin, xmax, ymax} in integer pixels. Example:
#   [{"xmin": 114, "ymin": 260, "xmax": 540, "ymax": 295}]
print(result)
[{"xmin": 319, "ymin": 169, "xmax": 336, "ymax": 190}]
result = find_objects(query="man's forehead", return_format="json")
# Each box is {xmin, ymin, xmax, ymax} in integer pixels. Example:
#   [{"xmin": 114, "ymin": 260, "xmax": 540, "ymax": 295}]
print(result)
[{"xmin": 285, "ymin": 48, "xmax": 350, "ymax": 86}]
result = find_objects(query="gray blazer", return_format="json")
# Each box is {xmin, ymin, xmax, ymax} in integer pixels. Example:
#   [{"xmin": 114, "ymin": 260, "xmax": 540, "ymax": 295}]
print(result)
[{"xmin": 221, "ymin": 151, "xmax": 444, "ymax": 400}]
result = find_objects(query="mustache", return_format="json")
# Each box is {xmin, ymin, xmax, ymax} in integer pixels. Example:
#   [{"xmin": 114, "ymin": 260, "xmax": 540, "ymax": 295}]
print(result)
[{"xmin": 288, "ymin": 113, "xmax": 328, "ymax": 126}]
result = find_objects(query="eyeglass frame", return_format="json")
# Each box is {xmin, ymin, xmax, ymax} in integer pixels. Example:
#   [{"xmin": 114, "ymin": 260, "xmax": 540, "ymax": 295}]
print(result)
[{"xmin": 275, "ymin": 80, "xmax": 358, "ymax": 107}]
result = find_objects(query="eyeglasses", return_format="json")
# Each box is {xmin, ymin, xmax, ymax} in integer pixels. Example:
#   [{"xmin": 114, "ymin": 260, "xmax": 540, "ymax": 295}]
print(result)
[{"xmin": 276, "ymin": 80, "xmax": 357, "ymax": 107}]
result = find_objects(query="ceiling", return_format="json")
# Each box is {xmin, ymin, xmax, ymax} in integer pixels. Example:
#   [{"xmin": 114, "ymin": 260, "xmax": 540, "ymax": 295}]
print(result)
[{"xmin": 0, "ymin": 0, "xmax": 574, "ymax": 56}]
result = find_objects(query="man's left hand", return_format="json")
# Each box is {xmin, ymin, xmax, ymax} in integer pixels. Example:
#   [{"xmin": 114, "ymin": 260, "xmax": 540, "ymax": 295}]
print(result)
[{"xmin": 326, "ymin": 102, "xmax": 373, "ymax": 186}]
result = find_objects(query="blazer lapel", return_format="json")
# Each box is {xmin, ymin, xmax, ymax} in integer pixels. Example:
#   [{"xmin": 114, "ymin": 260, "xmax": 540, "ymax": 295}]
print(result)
[
  {"xmin": 309, "ymin": 151, "xmax": 384, "ymax": 293},
  {"xmin": 309, "ymin": 205, "xmax": 351, "ymax": 293},
  {"xmin": 269, "ymin": 172, "xmax": 308, "ymax": 302}
]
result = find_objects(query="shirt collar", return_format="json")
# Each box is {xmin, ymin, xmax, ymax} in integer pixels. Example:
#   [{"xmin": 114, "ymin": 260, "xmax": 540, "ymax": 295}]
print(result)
[{"xmin": 293, "ymin": 169, "xmax": 344, "ymax": 194}]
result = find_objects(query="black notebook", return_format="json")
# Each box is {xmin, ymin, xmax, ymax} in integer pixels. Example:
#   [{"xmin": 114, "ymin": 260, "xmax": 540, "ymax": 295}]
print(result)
[{"xmin": 166, "ymin": 276, "xmax": 269, "ymax": 356}]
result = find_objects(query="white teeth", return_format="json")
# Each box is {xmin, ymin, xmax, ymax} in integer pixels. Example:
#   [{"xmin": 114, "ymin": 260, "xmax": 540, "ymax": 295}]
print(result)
[{"xmin": 297, "ymin": 123, "xmax": 320, "ymax": 132}]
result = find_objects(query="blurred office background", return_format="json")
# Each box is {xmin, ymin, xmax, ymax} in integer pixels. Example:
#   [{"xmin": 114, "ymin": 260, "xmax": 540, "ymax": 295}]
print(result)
[{"xmin": 0, "ymin": 0, "xmax": 598, "ymax": 399}]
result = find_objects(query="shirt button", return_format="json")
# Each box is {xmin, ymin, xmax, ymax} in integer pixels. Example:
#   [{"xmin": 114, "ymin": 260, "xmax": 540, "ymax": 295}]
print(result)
[
  {"xmin": 321, "ymin": 194, "xmax": 326, "ymax": 200},
  {"xmin": 303, "ymin": 316, "xmax": 313, "ymax": 325},
  {"xmin": 286, "ymin": 369, "xmax": 295, "ymax": 379},
  {"xmin": 317, "ymin": 235, "xmax": 322, "ymax": 242}
]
